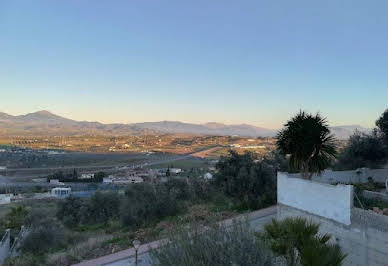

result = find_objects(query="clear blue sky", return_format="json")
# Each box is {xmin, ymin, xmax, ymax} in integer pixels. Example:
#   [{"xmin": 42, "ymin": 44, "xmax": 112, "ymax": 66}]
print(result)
[{"xmin": 1, "ymin": 0, "xmax": 387, "ymax": 129}]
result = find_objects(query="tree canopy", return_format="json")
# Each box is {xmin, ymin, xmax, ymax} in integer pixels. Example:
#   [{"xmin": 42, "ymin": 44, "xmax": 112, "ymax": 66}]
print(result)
[
  {"xmin": 335, "ymin": 131, "xmax": 388, "ymax": 170},
  {"xmin": 276, "ymin": 111, "xmax": 337, "ymax": 179},
  {"xmin": 214, "ymin": 150, "xmax": 276, "ymax": 210},
  {"xmin": 376, "ymin": 108, "xmax": 388, "ymax": 143}
]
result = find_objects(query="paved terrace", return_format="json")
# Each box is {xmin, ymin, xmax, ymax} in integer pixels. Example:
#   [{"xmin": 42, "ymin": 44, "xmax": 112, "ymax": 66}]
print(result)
[{"xmin": 72, "ymin": 205, "xmax": 277, "ymax": 266}]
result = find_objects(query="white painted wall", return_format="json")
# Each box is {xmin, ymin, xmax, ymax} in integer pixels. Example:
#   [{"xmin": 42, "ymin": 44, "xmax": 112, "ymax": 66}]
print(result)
[
  {"xmin": 0, "ymin": 194, "xmax": 11, "ymax": 205},
  {"xmin": 277, "ymin": 172, "xmax": 353, "ymax": 225}
]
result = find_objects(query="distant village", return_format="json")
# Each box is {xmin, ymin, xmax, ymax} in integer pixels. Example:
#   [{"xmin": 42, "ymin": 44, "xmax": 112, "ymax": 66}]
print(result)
[{"xmin": 0, "ymin": 162, "xmax": 216, "ymax": 205}]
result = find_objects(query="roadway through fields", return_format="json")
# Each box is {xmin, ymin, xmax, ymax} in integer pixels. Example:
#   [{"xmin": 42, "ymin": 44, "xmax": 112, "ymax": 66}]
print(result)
[{"xmin": 0, "ymin": 147, "xmax": 219, "ymax": 184}]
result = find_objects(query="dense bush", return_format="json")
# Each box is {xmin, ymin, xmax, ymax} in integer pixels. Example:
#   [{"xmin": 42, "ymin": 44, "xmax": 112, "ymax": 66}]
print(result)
[
  {"xmin": 376, "ymin": 108, "xmax": 388, "ymax": 143},
  {"xmin": 21, "ymin": 221, "xmax": 65, "ymax": 254},
  {"xmin": 150, "ymin": 221, "xmax": 273, "ymax": 266},
  {"xmin": 120, "ymin": 182, "xmax": 180, "ymax": 227},
  {"xmin": 214, "ymin": 151, "xmax": 277, "ymax": 210},
  {"xmin": 86, "ymin": 191, "xmax": 120, "ymax": 224},
  {"xmin": 190, "ymin": 177, "xmax": 216, "ymax": 201},
  {"xmin": 20, "ymin": 209, "xmax": 65, "ymax": 254},
  {"xmin": 1, "ymin": 205, "xmax": 28, "ymax": 232},
  {"xmin": 56, "ymin": 196, "xmax": 86, "ymax": 227},
  {"xmin": 164, "ymin": 178, "xmax": 192, "ymax": 201},
  {"xmin": 262, "ymin": 217, "xmax": 346, "ymax": 266},
  {"xmin": 57, "ymin": 191, "xmax": 120, "ymax": 227},
  {"xmin": 4, "ymin": 254, "xmax": 42, "ymax": 266}
]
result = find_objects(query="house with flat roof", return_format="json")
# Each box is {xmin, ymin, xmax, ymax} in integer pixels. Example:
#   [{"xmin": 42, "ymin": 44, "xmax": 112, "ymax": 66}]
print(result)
[{"xmin": 51, "ymin": 187, "xmax": 71, "ymax": 198}]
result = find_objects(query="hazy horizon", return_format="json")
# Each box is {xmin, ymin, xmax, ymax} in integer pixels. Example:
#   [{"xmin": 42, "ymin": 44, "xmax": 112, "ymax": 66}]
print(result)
[
  {"xmin": 2, "ymin": 1, "xmax": 388, "ymax": 128},
  {"xmin": 0, "ymin": 109, "xmax": 375, "ymax": 130}
]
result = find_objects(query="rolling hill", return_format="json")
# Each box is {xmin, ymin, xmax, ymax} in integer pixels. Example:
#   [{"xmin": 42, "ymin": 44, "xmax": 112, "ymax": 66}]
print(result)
[{"xmin": 0, "ymin": 111, "xmax": 370, "ymax": 139}]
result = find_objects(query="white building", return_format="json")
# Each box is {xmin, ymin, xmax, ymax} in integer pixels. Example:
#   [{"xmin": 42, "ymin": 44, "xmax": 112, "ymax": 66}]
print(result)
[
  {"xmin": 0, "ymin": 194, "xmax": 12, "ymax": 205},
  {"xmin": 103, "ymin": 177, "xmax": 113, "ymax": 183},
  {"xmin": 51, "ymin": 187, "xmax": 71, "ymax": 197},
  {"xmin": 241, "ymin": 145, "xmax": 266, "ymax": 149},
  {"xmin": 170, "ymin": 168, "xmax": 182, "ymax": 174},
  {"xmin": 204, "ymin": 172, "xmax": 213, "ymax": 180},
  {"xmin": 0, "ymin": 166, "xmax": 7, "ymax": 170},
  {"xmin": 80, "ymin": 173, "xmax": 95, "ymax": 179},
  {"xmin": 50, "ymin": 179, "xmax": 64, "ymax": 185}
]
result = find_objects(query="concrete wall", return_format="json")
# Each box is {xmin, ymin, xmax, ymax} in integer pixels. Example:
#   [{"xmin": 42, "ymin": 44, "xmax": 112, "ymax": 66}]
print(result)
[
  {"xmin": 291, "ymin": 168, "xmax": 388, "ymax": 184},
  {"xmin": 278, "ymin": 205, "xmax": 388, "ymax": 266},
  {"xmin": 0, "ymin": 194, "xmax": 11, "ymax": 205},
  {"xmin": 0, "ymin": 229, "xmax": 10, "ymax": 266},
  {"xmin": 278, "ymin": 172, "xmax": 353, "ymax": 225}
]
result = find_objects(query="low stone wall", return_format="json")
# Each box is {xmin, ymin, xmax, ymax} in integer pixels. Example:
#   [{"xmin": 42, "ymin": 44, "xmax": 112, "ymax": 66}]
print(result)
[
  {"xmin": 278, "ymin": 172, "xmax": 353, "ymax": 225},
  {"xmin": 278, "ymin": 205, "xmax": 388, "ymax": 266}
]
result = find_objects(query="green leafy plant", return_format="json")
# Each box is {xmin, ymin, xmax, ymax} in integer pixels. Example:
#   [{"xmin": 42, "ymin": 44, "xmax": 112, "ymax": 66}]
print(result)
[
  {"xmin": 262, "ymin": 217, "xmax": 346, "ymax": 266},
  {"xmin": 376, "ymin": 108, "xmax": 388, "ymax": 144},
  {"xmin": 2, "ymin": 205, "xmax": 28, "ymax": 231},
  {"xmin": 276, "ymin": 111, "xmax": 337, "ymax": 179}
]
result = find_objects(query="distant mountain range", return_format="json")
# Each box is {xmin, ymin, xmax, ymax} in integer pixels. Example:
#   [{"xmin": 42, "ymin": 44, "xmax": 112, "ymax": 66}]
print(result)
[{"xmin": 0, "ymin": 111, "xmax": 371, "ymax": 139}]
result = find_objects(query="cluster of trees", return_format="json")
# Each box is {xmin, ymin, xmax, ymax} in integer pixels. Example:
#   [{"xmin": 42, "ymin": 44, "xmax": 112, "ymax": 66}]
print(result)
[
  {"xmin": 56, "ymin": 191, "xmax": 120, "ymax": 227},
  {"xmin": 120, "ymin": 180, "xmax": 187, "ymax": 227},
  {"xmin": 0, "ymin": 206, "xmax": 66, "ymax": 257},
  {"xmin": 335, "ymin": 109, "xmax": 388, "ymax": 170},
  {"xmin": 56, "ymin": 178, "xmax": 197, "ymax": 229},
  {"xmin": 214, "ymin": 150, "xmax": 277, "ymax": 210}
]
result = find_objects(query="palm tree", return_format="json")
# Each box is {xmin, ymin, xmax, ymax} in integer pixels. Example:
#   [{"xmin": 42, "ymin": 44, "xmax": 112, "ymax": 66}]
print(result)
[
  {"xmin": 276, "ymin": 111, "xmax": 337, "ymax": 179},
  {"xmin": 262, "ymin": 217, "xmax": 346, "ymax": 266}
]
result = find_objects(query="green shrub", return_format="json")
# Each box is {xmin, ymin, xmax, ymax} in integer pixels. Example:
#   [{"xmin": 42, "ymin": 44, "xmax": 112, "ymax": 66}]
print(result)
[
  {"xmin": 21, "ymin": 209, "xmax": 65, "ymax": 254},
  {"xmin": 56, "ymin": 196, "xmax": 86, "ymax": 227},
  {"xmin": 335, "ymin": 132, "xmax": 388, "ymax": 170},
  {"xmin": 1, "ymin": 205, "xmax": 28, "ymax": 231},
  {"xmin": 120, "ymin": 183, "xmax": 179, "ymax": 227},
  {"xmin": 4, "ymin": 253, "xmax": 43, "ymax": 266},
  {"xmin": 150, "ymin": 221, "xmax": 273, "ymax": 266},
  {"xmin": 214, "ymin": 150, "xmax": 277, "ymax": 210},
  {"xmin": 190, "ymin": 177, "xmax": 215, "ymax": 201},
  {"xmin": 86, "ymin": 191, "xmax": 120, "ymax": 224},
  {"xmin": 164, "ymin": 178, "xmax": 191, "ymax": 200}
]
